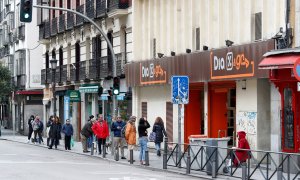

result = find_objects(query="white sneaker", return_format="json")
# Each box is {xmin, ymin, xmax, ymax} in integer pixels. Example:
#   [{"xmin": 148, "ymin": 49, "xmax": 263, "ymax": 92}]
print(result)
[{"xmin": 27, "ymin": 140, "xmax": 30, "ymax": 143}]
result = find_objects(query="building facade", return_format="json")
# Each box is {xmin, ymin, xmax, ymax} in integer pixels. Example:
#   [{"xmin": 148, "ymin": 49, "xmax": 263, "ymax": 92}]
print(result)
[
  {"xmin": 0, "ymin": 0, "xmax": 44, "ymax": 134},
  {"xmin": 38, "ymin": 0, "xmax": 132, "ymax": 140},
  {"xmin": 126, "ymin": 0, "xmax": 293, "ymax": 153}
]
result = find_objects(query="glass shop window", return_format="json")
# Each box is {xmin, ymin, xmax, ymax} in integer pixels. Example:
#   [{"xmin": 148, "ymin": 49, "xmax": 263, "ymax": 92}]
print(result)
[{"xmin": 283, "ymin": 88, "xmax": 294, "ymax": 149}]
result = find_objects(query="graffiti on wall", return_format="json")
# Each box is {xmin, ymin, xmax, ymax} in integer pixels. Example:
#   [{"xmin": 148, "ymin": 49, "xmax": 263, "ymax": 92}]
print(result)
[{"xmin": 237, "ymin": 111, "xmax": 257, "ymax": 149}]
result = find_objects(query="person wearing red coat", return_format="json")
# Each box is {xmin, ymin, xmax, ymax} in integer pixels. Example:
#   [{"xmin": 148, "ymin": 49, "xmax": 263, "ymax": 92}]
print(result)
[
  {"xmin": 233, "ymin": 131, "xmax": 251, "ymax": 166},
  {"xmin": 92, "ymin": 115, "xmax": 109, "ymax": 155}
]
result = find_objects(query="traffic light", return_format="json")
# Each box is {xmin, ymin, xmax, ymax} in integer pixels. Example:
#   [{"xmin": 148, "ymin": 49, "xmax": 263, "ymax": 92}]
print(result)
[
  {"xmin": 113, "ymin": 77, "xmax": 120, "ymax": 95},
  {"xmin": 20, "ymin": 0, "xmax": 33, "ymax": 23}
]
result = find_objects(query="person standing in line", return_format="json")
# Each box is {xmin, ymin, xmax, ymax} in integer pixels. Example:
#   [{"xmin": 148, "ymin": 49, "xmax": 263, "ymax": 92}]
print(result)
[
  {"xmin": 81, "ymin": 118, "xmax": 95, "ymax": 153},
  {"xmin": 62, "ymin": 119, "xmax": 73, "ymax": 150},
  {"xmin": 152, "ymin": 117, "xmax": 167, "ymax": 156},
  {"xmin": 125, "ymin": 116, "xmax": 137, "ymax": 162},
  {"xmin": 111, "ymin": 115, "xmax": 126, "ymax": 160},
  {"xmin": 32, "ymin": 116, "xmax": 42, "ymax": 144},
  {"xmin": 48, "ymin": 116, "xmax": 62, "ymax": 149},
  {"xmin": 92, "ymin": 114, "xmax": 109, "ymax": 155},
  {"xmin": 138, "ymin": 117, "xmax": 150, "ymax": 165},
  {"xmin": 27, "ymin": 115, "xmax": 35, "ymax": 143},
  {"xmin": 87, "ymin": 115, "xmax": 94, "ymax": 148},
  {"xmin": 46, "ymin": 116, "xmax": 54, "ymax": 146},
  {"xmin": 38, "ymin": 117, "xmax": 44, "ymax": 144}
]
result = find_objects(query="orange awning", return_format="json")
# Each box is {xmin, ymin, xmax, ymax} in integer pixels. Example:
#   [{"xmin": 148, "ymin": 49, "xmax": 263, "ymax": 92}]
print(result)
[{"xmin": 259, "ymin": 54, "xmax": 300, "ymax": 69}]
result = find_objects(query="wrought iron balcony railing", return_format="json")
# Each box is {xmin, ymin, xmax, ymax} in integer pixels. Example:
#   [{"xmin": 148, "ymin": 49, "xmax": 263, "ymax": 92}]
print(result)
[
  {"xmin": 100, "ymin": 56, "xmax": 108, "ymax": 79},
  {"xmin": 51, "ymin": 17, "xmax": 58, "ymax": 36},
  {"xmin": 41, "ymin": 69, "xmax": 46, "ymax": 85},
  {"xmin": 96, "ymin": 0, "xmax": 106, "ymax": 18},
  {"xmin": 70, "ymin": 62, "xmax": 80, "ymax": 82},
  {"xmin": 39, "ymin": 24, "xmax": 45, "ymax": 40},
  {"xmin": 66, "ymin": 12, "xmax": 74, "ymax": 30},
  {"xmin": 79, "ymin": 61, "xmax": 87, "ymax": 80},
  {"xmin": 60, "ymin": 65, "xmax": 68, "ymax": 82},
  {"xmin": 75, "ymin": 5, "xmax": 85, "ymax": 26},
  {"xmin": 58, "ymin": 14, "xmax": 65, "ymax": 33},
  {"xmin": 85, "ymin": 0, "xmax": 95, "ymax": 20},
  {"xmin": 44, "ymin": 20, "xmax": 50, "ymax": 38},
  {"xmin": 88, "ymin": 59, "xmax": 99, "ymax": 80},
  {"xmin": 108, "ymin": 0, "xmax": 129, "ymax": 12}
]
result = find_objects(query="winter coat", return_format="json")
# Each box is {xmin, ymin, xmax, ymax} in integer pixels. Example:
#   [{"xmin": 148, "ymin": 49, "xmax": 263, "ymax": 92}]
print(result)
[
  {"xmin": 81, "ymin": 122, "xmax": 93, "ymax": 138},
  {"xmin": 92, "ymin": 120, "xmax": 109, "ymax": 139},
  {"xmin": 49, "ymin": 122, "xmax": 62, "ymax": 139},
  {"xmin": 125, "ymin": 122, "xmax": 136, "ymax": 145},
  {"xmin": 234, "ymin": 131, "xmax": 250, "ymax": 166},
  {"xmin": 152, "ymin": 123, "xmax": 167, "ymax": 143},
  {"xmin": 138, "ymin": 119, "xmax": 150, "ymax": 138},
  {"xmin": 62, "ymin": 124, "xmax": 74, "ymax": 136},
  {"xmin": 39, "ymin": 121, "xmax": 44, "ymax": 132},
  {"xmin": 111, "ymin": 121, "xmax": 126, "ymax": 137},
  {"xmin": 32, "ymin": 120, "xmax": 42, "ymax": 131},
  {"xmin": 28, "ymin": 118, "xmax": 34, "ymax": 131}
]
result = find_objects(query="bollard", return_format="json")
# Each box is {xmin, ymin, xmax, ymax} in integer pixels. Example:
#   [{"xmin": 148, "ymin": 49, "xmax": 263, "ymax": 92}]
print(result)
[
  {"xmin": 163, "ymin": 137, "xmax": 168, "ymax": 169},
  {"xmin": 211, "ymin": 160, "xmax": 216, "ymax": 178},
  {"xmin": 241, "ymin": 162, "xmax": 247, "ymax": 180},
  {"xmin": 130, "ymin": 149, "xmax": 134, "ymax": 164},
  {"xmin": 145, "ymin": 150, "xmax": 149, "ymax": 166},
  {"xmin": 115, "ymin": 147, "xmax": 119, "ymax": 161},
  {"xmin": 277, "ymin": 167, "xmax": 283, "ymax": 180},
  {"xmin": 186, "ymin": 147, "xmax": 191, "ymax": 174},
  {"xmin": 91, "ymin": 142, "xmax": 95, "ymax": 155},
  {"xmin": 102, "ymin": 143, "xmax": 106, "ymax": 158}
]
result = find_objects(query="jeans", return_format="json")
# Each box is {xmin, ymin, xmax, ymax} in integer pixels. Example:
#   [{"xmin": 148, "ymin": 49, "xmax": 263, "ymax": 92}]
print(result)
[
  {"xmin": 155, "ymin": 143, "xmax": 161, "ymax": 151},
  {"xmin": 139, "ymin": 137, "xmax": 148, "ymax": 161}
]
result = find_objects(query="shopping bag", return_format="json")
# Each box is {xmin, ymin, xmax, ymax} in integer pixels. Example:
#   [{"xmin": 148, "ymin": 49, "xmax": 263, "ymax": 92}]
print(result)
[
  {"xmin": 148, "ymin": 132, "xmax": 156, "ymax": 142},
  {"xmin": 71, "ymin": 137, "xmax": 74, "ymax": 147}
]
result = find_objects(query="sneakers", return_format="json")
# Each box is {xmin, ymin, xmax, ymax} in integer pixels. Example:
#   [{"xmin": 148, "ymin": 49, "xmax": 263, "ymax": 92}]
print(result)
[
  {"xmin": 121, "ymin": 157, "xmax": 126, "ymax": 160},
  {"xmin": 83, "ymin": 150, "xmax": 90, "ymax": 153}
]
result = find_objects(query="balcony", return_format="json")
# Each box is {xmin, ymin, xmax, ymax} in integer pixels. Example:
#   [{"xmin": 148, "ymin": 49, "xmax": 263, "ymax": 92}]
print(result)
[
  {"xmin": 38, "ymin": 24, "xmax": 45, "ymax": 40},
  {"xmin": 66, "ymin": 12, "xmax": 74, "ymax": 30},
  {"xmin": 85, "ymin": 0, "xmax": 95, "ymax": 20},
  {"xmin": 58, "ymin": 14, "xmax": 65, "ymax": 33},
  {"xmin": 51, "ymin": 17, "xmax": 58, "ymax": 36},
  {"xmin": 44, "ymin": 20, "xmax": 50, "ymax": 39},
  {"xmin": 115, "ymin": 52, "xmax": 126, "ymax": 77},
  {"xmin": 46, "ymin": 68, "xmax": 52, "ymax": 84},
  {"xmin": 60, "ymin": 65, "xmax": 68, "ymax": 82},
  {"xmin": 16, "ymin": 75, "xmax": 26, "ymax": 90},
  {"xmin": 55, "ymin": 67, "xmax": 61, "ymax": 83},
  {"xmin": 100, "ymin": 56, "xmax": 108, "ymax": 78},
  {"xmin": 41, "ymin": 69, "xmax": 46, "ymax": 85},
  {"xmin": 88, "ymin": 59, "xmax": 99, "ymax": 80},
  {"xmin": 96, "ymin": 0, "xmax": 106, "ymax": 18},
  {"xmin": 18, "ymin": 24, "xmax": 25, "ymax": 40},
  {"xmin": 75, "ymin": 5, "xmax": 85, "ymax": 27},
  {"xmin": 79, "ymin": 61, "xmax": 87, "ymax": 81},
  {"xmin": 70, "ymin": 62, "xmax": 80, "ymax": 82},
  {"xmin": 107, "ymin": 0, "xmax": 129, "ymax": 18}
]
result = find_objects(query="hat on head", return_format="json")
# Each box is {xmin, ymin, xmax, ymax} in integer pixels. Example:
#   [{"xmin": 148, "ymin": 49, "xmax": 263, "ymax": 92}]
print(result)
[{"xmin": 129, "ymin": 116, "xmax": 136, "ymax": 120}]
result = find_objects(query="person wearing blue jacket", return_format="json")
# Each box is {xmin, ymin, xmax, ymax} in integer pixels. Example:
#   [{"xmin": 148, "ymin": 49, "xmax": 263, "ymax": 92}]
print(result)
[
  {"xmin": 62, "ymin": 119, "xmax": 73, "ymax": 150},
  {"xmin": 111, "ymin": 116, "xmax": 126, "ymax": 160}
]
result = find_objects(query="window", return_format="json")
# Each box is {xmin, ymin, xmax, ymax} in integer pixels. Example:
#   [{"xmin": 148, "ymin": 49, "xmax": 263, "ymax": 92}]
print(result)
[
  {"xmin": 52, "ymin": 0, "xmax": 55, "ymax": 18},
  {"xmin": 196, "ymin": 27, "xmax": 200, "ymax": 50},
  {"xmin": 67, "ymin": 0, "xmax": 71, "ymax": 9},
  {"xmin": 255, "ymin": 12, "xmax": 262, "ymax": 40},
  {"xmin": 59, "ymin": 0, "xmax": 63, "ymax": 15}
]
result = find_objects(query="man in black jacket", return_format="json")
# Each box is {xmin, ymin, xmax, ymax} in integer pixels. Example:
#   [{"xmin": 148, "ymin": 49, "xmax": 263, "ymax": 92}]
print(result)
[{"xmin": 81, "ymin": 118, "xmax": 96, "ymax": 153}]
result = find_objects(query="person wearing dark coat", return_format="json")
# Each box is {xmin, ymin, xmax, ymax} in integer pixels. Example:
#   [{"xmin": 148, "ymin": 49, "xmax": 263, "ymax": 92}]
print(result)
[
  {"xmin": 138, "ymin": 117, "xmax": 150, "ymax": 165},
  {"xmin": 62, "ymin": 119, "xmax": 73, "ymax": 150},
  {"xmin": 48, "ymin": 116, "xmax": 62, "ymax": 149},
  {"xmin": 27, "ymin": 115, "xmax": 35, "ymax": 143},
  {"xmin": 46, "ymin": 116, "xmax": 54, "ymax": 146},
  {"xmin": 152, "ymin": 117, "xmax": 167, "ymax": 156},
  {"xmin": 80, "ymin": 118, "xmax": 95, "ymax": 153}
]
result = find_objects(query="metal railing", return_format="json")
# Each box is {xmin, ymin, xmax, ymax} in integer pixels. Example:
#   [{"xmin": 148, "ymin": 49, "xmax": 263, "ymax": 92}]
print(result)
[
  {"xmin": 85, "ymin": 0, "xmax": 95, "ymax": 20},
  {"xmin": 58, "ymin": 14, "xmax": 65, "ymax": 33},
  {"xmin": 75, "ymin": 5, "xmax": 85, "ymax": 26},
  {"xmin": 66, "ymin": 12, "xmax": 74, "ymax": 30},
  {"xmin": 79, "ymin": 61, "xmax": 87, "ymax": 80},
  {"xmin": 96, "ymin": 0, "xmax": 106, "ymax": 18},
  {"xmin": 108, "ymin": 0, "xmax": 129, "ymax": 11},
  {"xmin": 51, "ymin": 17, "xmax": 58, "ymax": 36},
  {"xmin": 164, "ymin": 138, "xmax": 300, "ymax": 180},
  {"xmin": 44, "ymin": 20, "xmax": 50, "ymax": 38}
]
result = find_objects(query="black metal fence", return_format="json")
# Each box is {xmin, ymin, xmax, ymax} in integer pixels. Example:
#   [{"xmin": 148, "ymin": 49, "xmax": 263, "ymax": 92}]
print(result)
[{"xmin": 164, "ymin": 139, "xmax": 300, "ymax": 180}]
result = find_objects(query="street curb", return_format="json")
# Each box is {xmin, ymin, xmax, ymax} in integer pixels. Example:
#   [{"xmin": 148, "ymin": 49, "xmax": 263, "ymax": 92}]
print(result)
[{"xmin": 1, "ymin": 137, "xmax": 216, "ymax": 179}]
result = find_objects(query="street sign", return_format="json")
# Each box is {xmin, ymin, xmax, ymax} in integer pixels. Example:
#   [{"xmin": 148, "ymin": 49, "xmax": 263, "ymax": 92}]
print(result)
[{"xmin": 171, "ymin": 76, "xmax": 189, "ymax": 104}]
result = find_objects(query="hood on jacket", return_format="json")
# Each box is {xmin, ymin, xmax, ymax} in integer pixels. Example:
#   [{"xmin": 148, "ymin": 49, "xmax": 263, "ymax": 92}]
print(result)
[{"xmin": 237, "ymin": 131, "xmax": 246, "ymax": 140}]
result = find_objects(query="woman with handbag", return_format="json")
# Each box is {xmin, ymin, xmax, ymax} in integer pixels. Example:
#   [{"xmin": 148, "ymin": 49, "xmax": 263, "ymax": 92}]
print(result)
[{"xmin": 152, "ymin": 117, "xmax": 167, "ymax": 156}]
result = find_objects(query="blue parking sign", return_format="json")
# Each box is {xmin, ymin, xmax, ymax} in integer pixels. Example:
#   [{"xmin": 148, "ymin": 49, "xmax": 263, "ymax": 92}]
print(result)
[{"xmin": 171, "ymin": 76, "xmax": 189, "ymax": 104}]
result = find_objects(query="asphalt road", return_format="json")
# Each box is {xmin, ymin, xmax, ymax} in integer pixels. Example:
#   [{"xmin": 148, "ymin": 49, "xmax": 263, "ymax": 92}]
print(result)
[{"xmin": 0, "ymin": 140, "xmax": 201, "ymax": 180}]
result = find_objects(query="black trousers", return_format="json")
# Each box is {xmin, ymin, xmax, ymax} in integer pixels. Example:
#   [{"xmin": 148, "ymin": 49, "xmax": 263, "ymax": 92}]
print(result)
[
  {"xmin": 28, "ymin": 129, "xmax": 33, "ymax": 140},
  {"xmin": 97, "ymin": 138, "xmax": 106, "ymax": 154},
  {"xmin": 34, "ymin": 130, "xmax": 43, "ymax": 143},
  {"xmin": 49, "ymin": 138, "xmax": 59, "ymax": 148},
  {"xmin": 65, "ymin": 135, "xmax": 71, "ymax": 150}
]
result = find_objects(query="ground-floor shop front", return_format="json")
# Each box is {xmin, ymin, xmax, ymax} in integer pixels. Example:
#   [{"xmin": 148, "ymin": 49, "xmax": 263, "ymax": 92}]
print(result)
[{"xmin": 127, "ymin": 39, "xmax": 275, "ymax": 150}]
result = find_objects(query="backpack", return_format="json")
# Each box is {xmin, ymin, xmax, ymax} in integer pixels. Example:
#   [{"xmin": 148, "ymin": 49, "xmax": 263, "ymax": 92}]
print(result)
[{"xmin": 121, "ymin": 124, "xmax": 127, "ymax": 138}]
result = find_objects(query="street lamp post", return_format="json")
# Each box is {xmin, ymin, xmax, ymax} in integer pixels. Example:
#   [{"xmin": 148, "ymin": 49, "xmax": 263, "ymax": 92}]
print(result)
[{"xmin": 50, "ymin": 58, "xmax": 58, "ymax": 117}]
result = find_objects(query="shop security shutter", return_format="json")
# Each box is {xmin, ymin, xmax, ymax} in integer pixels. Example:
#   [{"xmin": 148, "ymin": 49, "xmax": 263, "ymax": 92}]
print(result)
[{"xmin": 166, "ymin": 102, "xmax": 173, "ymax": 142}]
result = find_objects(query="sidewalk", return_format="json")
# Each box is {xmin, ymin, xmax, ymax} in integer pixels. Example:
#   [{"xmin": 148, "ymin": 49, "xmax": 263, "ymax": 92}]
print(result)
[{"xmin": 0, "ymin": 128, "xmax": 233, "ymax": 180}]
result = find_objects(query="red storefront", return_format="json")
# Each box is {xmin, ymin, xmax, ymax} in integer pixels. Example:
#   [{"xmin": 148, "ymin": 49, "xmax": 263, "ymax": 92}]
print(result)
[{"xmin": 259, "ymin": 50, "xmax": 300, "ymax": 153}]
